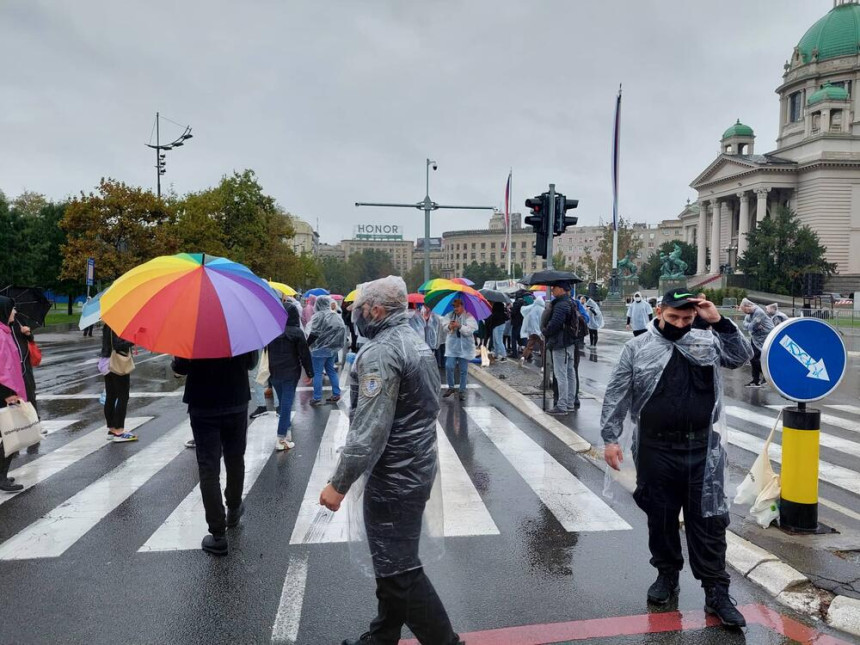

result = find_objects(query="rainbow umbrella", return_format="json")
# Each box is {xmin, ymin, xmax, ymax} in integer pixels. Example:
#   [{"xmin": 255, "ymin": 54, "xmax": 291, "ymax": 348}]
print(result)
[
  {"xmin": 101, "ymin": 253, "xmax": 287, "ymax": 359},
  {"xmin": 425, "ymin": 284, "xmax": 491, "ymax": 320},
  {"xmin": 418, "ymin": 278, "xmax": 459, "ymax": 294},
  {"xmin": 451, "ymin": 277, "xmax": 475, "ymax": 286},
  {"xmin": 268, "ymin": 281, "xmax": 297, "ymax": 297}
]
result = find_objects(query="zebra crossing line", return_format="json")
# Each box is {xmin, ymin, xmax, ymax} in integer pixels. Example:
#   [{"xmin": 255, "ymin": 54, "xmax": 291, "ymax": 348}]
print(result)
[
  {"xmin": 0, "ymin": 420, "xmax": 190, "ymax": 560},
  {"xmin": 0, "ymin": 417, "xmax": 152, "ymax": 507},
  {"xmin": 466, "ymin": 407, "xmax": 631, "ymax": 532},
  {"xmin": 826, "ymin": 404, "xmax": 860, "ymax": 417},
  {"xmin": 765, "ymin": 404, "xmax": 860, "ymax": 435},
  {"xmin": 40, "ymin": 418, "xmax": 81, "ymax": 435},
  {"xmin": 140, "ymin": 414, "xmax": 289, "ymax": 552}
]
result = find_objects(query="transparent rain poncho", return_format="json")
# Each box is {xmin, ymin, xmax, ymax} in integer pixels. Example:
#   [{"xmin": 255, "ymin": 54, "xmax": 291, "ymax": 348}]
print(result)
[
  {"xmin": 307, "ymin": 295, "xmax": 347, "ymax": 355},
  {"xmin": 330, "ymin": 276, "xmax": 445, "ymax": 578},
  {"xmin": 407, "ymin": 308, "xmax": 427, "ymax": 340},
  {"xmin": 442, "ymin": 309, "xmax": 478, "ymax": 359},
  {"xmin": 519, "ymin": 298, "xmax": 545, "ymax": 339},
  {"xmin": 741, "ymin": 299, "xmax": 774, "ymax": 349},
  {"xmin": 600, "ymin": 320, "xmax": 753, "ymax": 517},
  {"xmin": 422, "ymin": 309, "xmax": 443, "ymax": 350},
  {"xmin": 583, "ymin": 298, "xmax": 605, "ymax": 330}
]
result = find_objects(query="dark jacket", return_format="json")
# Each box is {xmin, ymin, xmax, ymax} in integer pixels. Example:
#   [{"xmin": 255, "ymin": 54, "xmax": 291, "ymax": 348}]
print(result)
[
  {"xmin": 100, "ymin": 325, "xmax": 133, "ymax": 359},
  {"xmin": 268, "ymin": 304, "xmax": 314, "ymax": 382},
  {"xmin": 172, "ymin": 351, "xmax": 258, "ymax": 416},
  {"xmin": 541, "ymin": 294, "xmax": 574, "ymax": 350},
  {"xmin": 511, "ymin": 298, "xmax": 525, "ymax": 329},
  {"xmin": 487, "ymin": 302, "xmax": 508, "ymax": 333}
]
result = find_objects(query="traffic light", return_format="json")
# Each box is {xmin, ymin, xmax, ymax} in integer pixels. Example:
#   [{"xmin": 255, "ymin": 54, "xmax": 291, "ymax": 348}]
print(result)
[
  {"xmin": 553, "ymin": 194, "xmax": 578, "ymax": 236},
  {"xmin": 525, "ymin": 194, "xmax": 550, "ymax": 258}
]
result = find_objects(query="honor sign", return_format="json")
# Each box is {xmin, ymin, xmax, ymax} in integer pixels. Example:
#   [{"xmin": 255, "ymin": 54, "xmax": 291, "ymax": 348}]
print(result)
[{"xmin": 354, "ymin": 224, "xmax": 404, "ymax": 240}]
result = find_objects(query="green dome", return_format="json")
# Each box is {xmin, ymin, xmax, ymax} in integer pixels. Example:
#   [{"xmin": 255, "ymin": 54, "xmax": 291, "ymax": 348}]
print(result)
[
  {"xmin": 808, "ymin": 81, "xmax": 850, "ymax": 105},
  {"xmin": 722, "ymin": 119, "xmax": 754, "ymax": 139},
  {"xmin": 797, "ymin": 3, "xmax": 860, "ymax": 64}
]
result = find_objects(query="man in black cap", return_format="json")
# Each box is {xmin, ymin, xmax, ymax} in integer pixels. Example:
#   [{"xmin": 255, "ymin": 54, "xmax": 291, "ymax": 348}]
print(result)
[
  {"xmin": 540, "ymin": 281, "xmax": 577, "ymax": 415},
  {"xmin": 601, "ymin": 290, "xmax": 752, "ymax": 628}
]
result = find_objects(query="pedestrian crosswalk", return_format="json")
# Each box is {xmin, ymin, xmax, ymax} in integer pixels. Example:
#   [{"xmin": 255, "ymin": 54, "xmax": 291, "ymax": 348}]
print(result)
[{"xmin": 0, "ymin": 400, "xmax": 632, "ymax": 561}]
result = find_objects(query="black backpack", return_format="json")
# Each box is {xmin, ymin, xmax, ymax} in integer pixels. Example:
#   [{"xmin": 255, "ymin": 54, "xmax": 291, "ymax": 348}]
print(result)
[{"xmin": 565, "ymin": 304, "xmax": 589, "ymax": 344}]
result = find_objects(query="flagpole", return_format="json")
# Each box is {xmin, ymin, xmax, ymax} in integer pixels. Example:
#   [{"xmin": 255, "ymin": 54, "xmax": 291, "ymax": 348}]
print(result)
[
  {"xmin": 609, "ymin": 84, "xmax": 622, "ymax": 302},
  {"xmin": 506, "ymin": 168, "xmax": 513, "ymax": 277}
]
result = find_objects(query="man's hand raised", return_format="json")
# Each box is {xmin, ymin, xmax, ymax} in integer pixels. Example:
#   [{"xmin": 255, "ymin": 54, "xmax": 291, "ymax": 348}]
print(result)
[{"xmin": 689, "ymin": 298, "xmax": 721, "ymax": 324}]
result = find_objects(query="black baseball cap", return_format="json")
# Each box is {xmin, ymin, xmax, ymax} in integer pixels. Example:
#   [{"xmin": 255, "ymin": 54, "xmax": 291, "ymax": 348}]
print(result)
[{"xmin": 661, "ymin": 288, "xmax": 697, "ymax": 309}]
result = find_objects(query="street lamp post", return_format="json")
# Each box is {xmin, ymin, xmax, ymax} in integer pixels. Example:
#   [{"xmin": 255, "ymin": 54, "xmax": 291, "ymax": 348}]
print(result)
[
  {"xmin": 146, "ymin": 112, "xmax": 193, "ymax": 199},
  {"xmin": 356, "ymin": 158, "xmax": 496, "ymax": 283}
]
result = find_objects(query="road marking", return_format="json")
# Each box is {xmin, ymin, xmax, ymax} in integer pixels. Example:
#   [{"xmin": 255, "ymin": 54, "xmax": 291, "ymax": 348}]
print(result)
[
  {"xmin": 465, "ymin": 406, "xmax": 631, "ymax": 532},
  {"xmin": 139, "ymin": 414, "xmax": 290, "ymax": 552},
  {"xmin": 726, "ymin": 406, "xmax": 860, "ymax": 461},
  {"xmin": 0, "ymin": 417, "xmax": 152, "ymax": 507},
  {"xmin": 293, "ymin": 384, "xmax": 480, "ymax": 393},
  {"xmin": 435, "ymin": 422, "xmax": 499, "ymax": 537},
  {"xmin": 0, "ymin": 420, "xmax": 189, "ymax": 560},
  {"xmin": 289, "ymin": 410, "xmax": 351, "ymax": 544},
  {"xmin": 39, "ymin": 392, "xmax": 184, "ymax": 400},
  {"xmin": 40, "ymin": 418, "xmax": 80, "ymax": 435},
  {"xmin": 765, "ymin": 404, "xmax": 860, "ymax": 435},
  {"xmin": 826, "ymin": 404, "xmax": 860, "ymax": 417},
  {"xmin": 270, "ymin": 553, "xmax": 309, "ymax": 644},
  {"xmin": 728, "ymin": 426, "xmax": 860, "ymax": 497},
  {"xmin": 819, "ymin": 497, "xmax": 860, "ymax": 523}
]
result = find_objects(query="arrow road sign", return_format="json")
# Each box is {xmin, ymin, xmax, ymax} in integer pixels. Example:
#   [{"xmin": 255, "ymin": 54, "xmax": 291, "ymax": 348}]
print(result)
[
  {"xmin": 778, "ymin": 334, "xmax": 829, "ymax": 381},
  {"xmin": 762, "ymin": 317, "xmax": 847, "ymax": 403}
]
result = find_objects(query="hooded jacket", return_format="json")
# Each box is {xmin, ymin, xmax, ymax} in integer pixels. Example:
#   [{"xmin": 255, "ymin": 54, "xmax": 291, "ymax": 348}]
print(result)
[
  {"xmin": 520, "ymin": 298, "xmax": 544, "ymax": 338},
  {"xmin": 172, "ymin": 351, "xmax": 258, "ymax": 416},
  {"xmin": 267, "ymin": 302, "xmax": 314, "ymax": 382},
  {"xmin": 0, "ymin": 296, "xmax": 27, "ymax": 405},
  {"xmin": 307, "ymin": 295, "xmax": 347, "ymax": 355},
  {"xmin": 741, "ymin": 299, "xmax": 774, "ymax": 348},
  {"xmin": 541, "ymin": 293, "xmax": 574, "ymax": 350}
]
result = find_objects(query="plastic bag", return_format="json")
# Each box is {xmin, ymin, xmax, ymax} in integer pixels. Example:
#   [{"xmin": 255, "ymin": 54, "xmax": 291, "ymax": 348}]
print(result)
[
  {"xmin": 480, "ymin": 345, "xmax": 490, "ymax": 367},
  {"xmin": 97, "ymin": 357, "xmax": 110, "ymax": 376},
  {"xmin": 734, "ymin": 411, "xmax": 781, "ymax": 527},
  {"xmin": 255, "ymin": 349, "xmax": 270, "ymax": 385}
]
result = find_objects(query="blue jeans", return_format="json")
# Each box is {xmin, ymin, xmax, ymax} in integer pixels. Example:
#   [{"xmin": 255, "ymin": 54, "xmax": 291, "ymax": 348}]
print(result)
[
  {"xmin": 445, "ymin": 356, "xmax": 468, "ymax": 391},
  {"xmin": 251, "ymin": 360, "xmax": 278, "ymax": 408},
  {"xmin": 491, "ymin": 326, "xmax": 505, "ymax": 358},
  {"xmin": 312, "ymin": 354, "xmax": 341, "ymax": 401},
  {"xmin": 271, "ymin": 378, "xmax": 298, "ymax": 438}
]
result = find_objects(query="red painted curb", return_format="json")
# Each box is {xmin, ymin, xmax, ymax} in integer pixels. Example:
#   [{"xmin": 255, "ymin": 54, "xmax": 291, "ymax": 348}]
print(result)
[{"xmin": 400, "ymin": 604, "xmax": 851, "ymax": 645}]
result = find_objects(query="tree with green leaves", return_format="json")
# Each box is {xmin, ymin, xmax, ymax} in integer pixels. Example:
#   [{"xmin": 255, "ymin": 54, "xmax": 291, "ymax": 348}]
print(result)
[
  {"xmin": 638, "ymin": 240, "xmax": 697, "ymax": 289},
  {"xmin": 403, "ymin": 262, "xmax": 440, "ymax": 292},
  {"xmin": 462, "ymin": 261, "xmax": 507, "ymax": 287},
  {"xmin": 596, "ymin": 218, "xmax": 643, "ymax": 282},
  {"xmin": 60, "ymin": 178, "xmax": 179, "ymax": 284},
  {"xmin": 738, "ymin": 207, "xmax": 836, "ymax": 295}
]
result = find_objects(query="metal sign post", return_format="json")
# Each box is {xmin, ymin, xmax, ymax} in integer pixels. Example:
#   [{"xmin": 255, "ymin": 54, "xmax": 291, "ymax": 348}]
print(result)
[
  {"xmin": 762, "ymin": 317, "xmax": 848, "ymax": 532},
  {"xmin": 86, "ymin": 258, "xmax": 95, "ymax": 298}
]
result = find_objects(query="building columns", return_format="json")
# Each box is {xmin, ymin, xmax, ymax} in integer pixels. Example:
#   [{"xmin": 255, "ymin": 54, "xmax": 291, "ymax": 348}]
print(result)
[
  {"xmin": 737, "ymin": 192, "xmax": 750, "ymax": 261},
  {"xmin": 697, "ymin": 202, "xmax": 708, "ymax": 274},
  {"xmin": 710, "ymin": 199, "xmax": 721, "ymax": 274},
  {"xmin": 755, "ymin": 187, "xmax": 770, "ymax": 223}
]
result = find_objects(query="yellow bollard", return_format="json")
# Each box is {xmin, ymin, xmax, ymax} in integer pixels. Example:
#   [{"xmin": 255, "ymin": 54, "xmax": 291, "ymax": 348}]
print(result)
[{"xmin": 779, "ymin": 406, "xmax": 821, "ymax": 532}]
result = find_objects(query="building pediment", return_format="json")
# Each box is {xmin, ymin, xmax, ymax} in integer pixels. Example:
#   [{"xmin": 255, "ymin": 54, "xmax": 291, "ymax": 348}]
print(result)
[{"xmin": 690, "ymin": 154, "xmax": 796, "ymax": 190}]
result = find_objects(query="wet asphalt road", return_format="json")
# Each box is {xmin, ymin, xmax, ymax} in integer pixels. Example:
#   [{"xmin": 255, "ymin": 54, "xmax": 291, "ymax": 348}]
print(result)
[{"xmin": 0, "ymin": 331, "xmax": 855, "ymax": 644}]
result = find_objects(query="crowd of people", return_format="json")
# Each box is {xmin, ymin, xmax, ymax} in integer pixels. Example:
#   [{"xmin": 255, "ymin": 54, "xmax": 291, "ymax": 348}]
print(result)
[{"xmin": 0, "ymin": 277, "xmax": 802, "ymax": 639}]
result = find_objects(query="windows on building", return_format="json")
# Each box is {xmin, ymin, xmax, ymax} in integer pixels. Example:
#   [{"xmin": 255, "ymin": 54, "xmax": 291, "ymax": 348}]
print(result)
[{"xmin": 789, "ymin": 92, "xmax": 803, "ymax": 123}]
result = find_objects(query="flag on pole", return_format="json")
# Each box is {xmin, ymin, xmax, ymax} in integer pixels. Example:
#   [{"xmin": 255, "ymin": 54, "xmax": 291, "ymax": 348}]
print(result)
[
  {"xmin": 611, "ymin": 85, "xmax": 622, "ymax": 232},
  {"xmin": 503, "ymin": 170, "xmax": 511, "ymax": 254}
]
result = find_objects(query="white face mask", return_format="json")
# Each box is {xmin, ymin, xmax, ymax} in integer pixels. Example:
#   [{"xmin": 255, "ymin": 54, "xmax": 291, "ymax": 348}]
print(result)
[{"xmin": 634, "ymin": 296, "xmax": 642, "ymax": 302}]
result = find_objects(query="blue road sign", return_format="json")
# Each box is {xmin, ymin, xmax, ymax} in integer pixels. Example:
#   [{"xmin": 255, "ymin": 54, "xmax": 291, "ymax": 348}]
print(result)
[
  {"xmin": 86, "ymin": 258, "xmax": 95, "ymax": 286},
  {"xmin": 762, "ymin": 317, "xmax": 847, "ymax": 403}
]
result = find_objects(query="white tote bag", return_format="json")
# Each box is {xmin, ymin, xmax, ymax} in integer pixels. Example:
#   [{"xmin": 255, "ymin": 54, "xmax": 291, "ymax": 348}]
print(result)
[
  {"xmin": 0, "ymin": 402, "xmax": 43, "ymax": 457},
  {"xmin": 255, "ymin": 349, "xmax": 271, "ymax": 386}
]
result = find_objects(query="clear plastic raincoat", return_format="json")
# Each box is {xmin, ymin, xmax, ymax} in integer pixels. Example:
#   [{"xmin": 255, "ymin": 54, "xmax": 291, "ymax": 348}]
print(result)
[
  {"xmin": 600, "ymin": 319, "xmax": 753, "ymax": 517},
  {"xmin": 443, "ymin": 310, "xmax": 478, "ymax": 359},
  {"xmin": 583, "ymin": 298, "xmax": 605, "ymax": 330},
  {"xmin": 741, "ymin": 299, "xmax": 774, "ymax": 349},
  {"xmin": 307, "ymin": 295, "xmax": 347, "ymax": 355},
  {"xmin": 422, "ymin": 310, "xmax": 443, "ymax": 350},
  {"xmin": 407, "ymin": 309, "xmax": 427, "ymax": 340},
  {"xmin": 330, "ymin": 277, "xmax": 444, "ymax": 578},
  {"xmin": 519, "ymin": 298, "xmax": 545, "ymax": 339}
]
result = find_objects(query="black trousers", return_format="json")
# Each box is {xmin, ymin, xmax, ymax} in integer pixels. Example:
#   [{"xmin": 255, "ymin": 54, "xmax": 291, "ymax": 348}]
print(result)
[
  {"xmin": 191, "ymin": 410, "xmax": 248, "ymax": 536},
  {"xmin": 104, "ymin": 373, "xmax": 130, "ymax": 429},
  {"xmin": 588, "ymin": 328, "xmax": 598, "ymax": 346},
  {"xmin": 751, "ymin": 345, "xmax": 763, "ymax": 383},
  {"xmin": 633, "ymin": 442, "xmax": 731, "ymax": 588},
  {"xmin": 0, "ymin": 450, "xmax": 14, "ymax": 481}
]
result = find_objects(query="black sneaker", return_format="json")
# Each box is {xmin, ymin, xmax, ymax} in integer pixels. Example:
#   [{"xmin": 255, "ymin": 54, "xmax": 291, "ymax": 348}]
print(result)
[
  {"xmin": 704, "ymin": 585, "xmax": 746, "ymax": 627},
  {"xmin": 341, "ymin": 633, "xmax": 372, "ymax": 645},
  {"xmin": 249, "ymin": 406, "xmax": 268, "ymax": 418},
  {"xmin": 309, "ymin": 398, "xmax": 324, "ymax": 407},
  {"xmin": 547, "ymin": 407, "xmax": 568, "ymax": 416},
  {"xmin": 0, "ymin": 479, "xmax": 24, "ymax": 493},
  {"xmin": 573, "ymin": 398, "xmax": 581, "ymax": 410},
  {"xmin": 227, "ymin": 502, "xmax": 245, "ymax": 528},
  {"xmin": 201, "ymin": 533, "xmax": 228, "ymax": 555},
  {"xmin": 647, "ymin": 571, "xmax": 679, "ymax": 604},
  {"xmin": 442, "ymin": 388, "xmax": 456, "ymax": 398}
]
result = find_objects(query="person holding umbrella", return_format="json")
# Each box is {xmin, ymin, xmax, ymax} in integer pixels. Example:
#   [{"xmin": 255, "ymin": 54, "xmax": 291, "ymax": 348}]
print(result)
[
  {"xmin": 540, "ymin": 281, "xmax": 578, "ymax": 416},
  {"xmin": 100, "ymin": 324, "xmax": 136, "ymax": 442},
  {"xmin": 442, "ymin": 298, "xmax": 478, "ymax": 401}
]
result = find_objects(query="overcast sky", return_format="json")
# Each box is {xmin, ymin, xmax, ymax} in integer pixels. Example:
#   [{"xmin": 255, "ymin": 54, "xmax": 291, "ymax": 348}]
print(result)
[{"xmin": 0, "ymin": 1, "xmax": 829, "ymax": 244}]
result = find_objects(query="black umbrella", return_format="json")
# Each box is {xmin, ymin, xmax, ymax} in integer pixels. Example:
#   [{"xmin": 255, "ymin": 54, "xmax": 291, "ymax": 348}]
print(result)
[
  {"xmin": 479, "ymin": 289, "xmax": 511, "ymax": 304},
  {"xmin": 520, "ymin": 270, "xmax": 582, "ymax": 286},
  {"xmin": 0, "ymin": 286, "xmax": 52, "ymax": 327}
]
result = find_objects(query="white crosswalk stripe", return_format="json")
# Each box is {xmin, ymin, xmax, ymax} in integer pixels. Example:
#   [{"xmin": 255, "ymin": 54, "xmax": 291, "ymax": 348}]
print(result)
[
  {"xmin": 765, "ymin": 404, "xmax": 860, "ymax": 435},
  {"xmin": 466, "ymin": 407, "xmax": 631, "ymax": 532},
  {"xmin": 40, "ymin": 418, "xmax": 80, "ymax": 435},
  {"xmin": 140, "ymin": 414, "xmax": 290, "ymax": 552},
  {"xmin": 826, "ymin": 404, "xmax": 860, "ymax": 417},
  {"xmin": 0, "ymin": 420, "xmax": 190, "ymax": 560},
  {"xmin": 0, "ymin": 417, "xmax": 152, "ymax": 507}
]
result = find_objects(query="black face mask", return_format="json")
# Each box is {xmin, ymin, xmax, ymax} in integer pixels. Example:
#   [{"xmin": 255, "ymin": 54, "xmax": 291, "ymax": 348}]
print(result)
[{"xmin": 658, "ymin": 319, "xmax": 692, "ymax": 342}]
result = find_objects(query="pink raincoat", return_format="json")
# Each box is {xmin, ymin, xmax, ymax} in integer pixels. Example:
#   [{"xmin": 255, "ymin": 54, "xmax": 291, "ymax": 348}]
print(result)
[{"xmin": 0, "ymin": 324, "xmax": 27, "ymax": 401}]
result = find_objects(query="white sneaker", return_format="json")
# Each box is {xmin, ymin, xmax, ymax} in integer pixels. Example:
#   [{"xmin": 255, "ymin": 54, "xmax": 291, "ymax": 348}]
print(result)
[
  {"xmin": 275, "ymin": 437, "xmax": 295, "ymax": 451},
  {"xmin": 184, "ymin": 439, "xmax": 196, "ymax": 449}
]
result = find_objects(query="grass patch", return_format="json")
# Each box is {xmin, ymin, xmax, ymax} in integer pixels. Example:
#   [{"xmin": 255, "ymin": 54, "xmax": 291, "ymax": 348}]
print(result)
[{"xmin": 44, "ymin": 309, "xmax": 83, "ymax": 326}]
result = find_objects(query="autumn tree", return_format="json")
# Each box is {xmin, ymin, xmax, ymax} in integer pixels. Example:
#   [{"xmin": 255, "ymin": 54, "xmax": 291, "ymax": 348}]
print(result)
[
  {"xmin": 60, "ymin": 178, "xmax": 178, "ymax": 283},
  {"xmin": 595, "ymin": 218, "xmax": 643, "ymax": 281}
]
